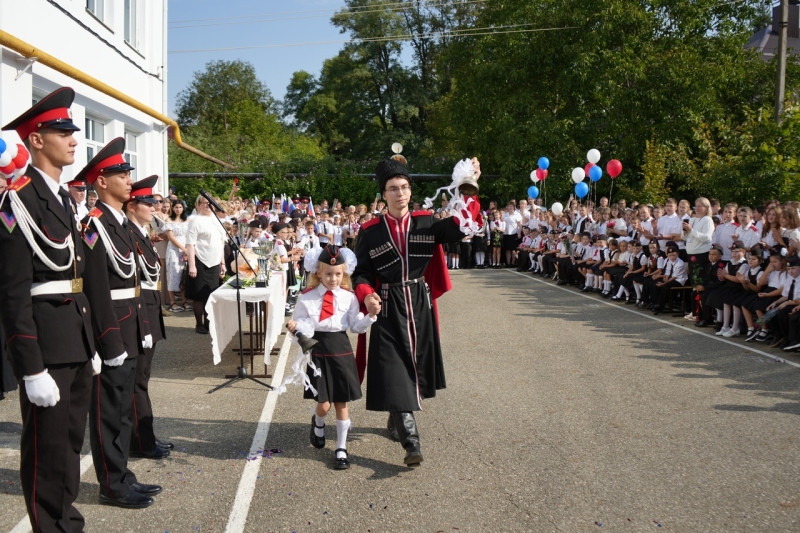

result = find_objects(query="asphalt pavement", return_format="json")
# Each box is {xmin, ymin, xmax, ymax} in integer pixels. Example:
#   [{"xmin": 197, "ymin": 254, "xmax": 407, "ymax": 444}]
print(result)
[{"xmin": 1, "ymin": 268, "xmax": 799, "ymax": 532}]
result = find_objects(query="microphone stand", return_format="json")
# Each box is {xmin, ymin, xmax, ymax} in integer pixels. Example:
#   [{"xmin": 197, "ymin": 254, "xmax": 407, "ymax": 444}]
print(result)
[{"xmin": 208, "ymin": 217, "xmax": 273, "ymax": 393}]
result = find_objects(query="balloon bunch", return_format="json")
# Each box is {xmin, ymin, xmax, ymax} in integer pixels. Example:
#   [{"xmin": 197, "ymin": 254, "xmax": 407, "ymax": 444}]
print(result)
[
  {"xmin": 528, "ymin": 156, "xmax": 549, "ymax": 200},
  {"xmin": 0, "ymin": 138, "xmax": 30, "ymax": 180}
]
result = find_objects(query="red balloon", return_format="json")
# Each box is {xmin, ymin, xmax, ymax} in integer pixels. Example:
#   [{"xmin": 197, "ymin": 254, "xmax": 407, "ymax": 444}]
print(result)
[
  {"xmin": 585, "ymin": 163, "xmax": 595, "ymax": 176},
  {"xmin": 0, "ymin": 162, "xmax": 16, "ymax": 176},
  {"xmin": 606, "ymin": 159, "xmax": 623, "ymax": 178},
  {"xmin": 16, "ymin": 144, "xmax": 29, "ymax": 161},
  {"xmin": 536, "ymin": 168, "xmax": 548, "ymax": 181},
  {"xmin": 12, "ymin": 150, "xmax": 28, "ymax": 169}
]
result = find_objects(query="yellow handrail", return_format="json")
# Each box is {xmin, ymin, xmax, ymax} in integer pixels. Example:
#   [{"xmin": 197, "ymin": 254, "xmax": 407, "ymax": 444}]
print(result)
[{"xmin": 0, "ymin": 29, "xmax": 234, "ymax": 169}]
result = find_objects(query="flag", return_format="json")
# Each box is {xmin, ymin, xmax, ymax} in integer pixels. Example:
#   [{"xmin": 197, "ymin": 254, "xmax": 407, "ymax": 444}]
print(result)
[{"xmin": 308, "ymin": 196, "xmax": 315, "ymax": 218}]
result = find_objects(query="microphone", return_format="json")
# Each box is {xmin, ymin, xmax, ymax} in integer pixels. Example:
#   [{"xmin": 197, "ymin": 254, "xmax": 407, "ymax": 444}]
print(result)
[{"xmin": 199, "ymin": 190, "xmax": 224, "ymax": 213}]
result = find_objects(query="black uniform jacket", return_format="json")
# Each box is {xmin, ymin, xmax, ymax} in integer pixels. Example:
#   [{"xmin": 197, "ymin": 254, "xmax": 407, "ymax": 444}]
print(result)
[
  {"xmin": 130, "ymin": 224, "xmax": 165, "ymax": 343},
  {"xmin": 81, "ymin": 202, "xmax": 150, "ymax": 360},
  {"xmin": 0, "ymin": 167, "xmax": 97, "ymax": 378}
]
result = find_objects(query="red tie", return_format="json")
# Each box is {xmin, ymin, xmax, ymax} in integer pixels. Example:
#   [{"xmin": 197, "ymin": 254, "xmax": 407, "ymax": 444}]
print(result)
[{"xmin": 320, "ymin": 290, "xmax": 335, "ymax": 322}]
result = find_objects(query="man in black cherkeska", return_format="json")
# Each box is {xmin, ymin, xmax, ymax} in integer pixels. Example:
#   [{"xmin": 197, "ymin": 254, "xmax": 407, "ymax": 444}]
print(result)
[{"xmin": 352, "ymin": 157, "xmax": 482, "ymax": 467}]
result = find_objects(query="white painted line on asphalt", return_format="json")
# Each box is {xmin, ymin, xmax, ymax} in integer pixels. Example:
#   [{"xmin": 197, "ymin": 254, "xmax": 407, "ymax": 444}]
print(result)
[
  {"xmin": 508, "ymin": 270, "xmax": 800, "ymax": 369},
  {"xmin": 9, "ymin": 454, "xmax": 94, "ymax": 533},
  {"xmin": 224, "ymin": 333, "xmax": 292, "ymax": 533}
]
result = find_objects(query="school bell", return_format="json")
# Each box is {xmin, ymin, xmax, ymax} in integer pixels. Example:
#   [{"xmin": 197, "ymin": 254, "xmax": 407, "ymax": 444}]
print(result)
[
  {"xmin": 294, "ymin": 332, "xmax": 318, "ymax": 354},
  {"xmin": 458, "ymin": 174, "xmax": 480, "ymax": 197}
]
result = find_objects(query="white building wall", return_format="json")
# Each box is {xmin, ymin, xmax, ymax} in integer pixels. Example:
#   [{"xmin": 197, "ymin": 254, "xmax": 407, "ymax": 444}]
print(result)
[{"xmin": 0, "ymin": 0, "xmax": 168, "ymax": 193}]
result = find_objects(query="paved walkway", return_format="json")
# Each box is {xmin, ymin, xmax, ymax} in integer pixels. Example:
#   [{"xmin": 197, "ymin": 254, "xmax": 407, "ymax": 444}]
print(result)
[{"xmin": 1, "ymin": 269, "xmax": 800, "ymax": 532}]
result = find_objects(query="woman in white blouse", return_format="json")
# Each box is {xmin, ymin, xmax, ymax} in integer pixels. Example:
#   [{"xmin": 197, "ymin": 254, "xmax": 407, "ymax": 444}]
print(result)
[
  {"xmin": 186, "ymin": 195, "xmax": 227, "ymax": 334},
  {"xmin": 163, "ymin": 200, "xmax": 190, "ymax": 312},
  {"xmin": 682, "ymin": 197, "xmax": 715, "ymax": 282}
]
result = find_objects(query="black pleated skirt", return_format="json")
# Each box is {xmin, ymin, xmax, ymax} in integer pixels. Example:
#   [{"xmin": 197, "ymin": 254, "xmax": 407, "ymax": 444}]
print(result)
[
  {"xmin": 303, "ymin": 331, "xmax": 362, "ymax": 403},
  {"xmin": 185, "ymin": 257, "xmax": 221, "ymax": 302}
]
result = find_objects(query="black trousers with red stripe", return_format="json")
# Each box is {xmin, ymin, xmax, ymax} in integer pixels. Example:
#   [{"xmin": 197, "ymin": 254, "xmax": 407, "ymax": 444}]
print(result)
[
  {"xmin": 19, "ymin": 360, "xmax": 92, "ymax": 533},
  {"xmin": 89, "ymin": 357, "xmax": 139, "ymax": 498},
  {"xmin": 130, "ymin": 345, "xmax": 156, "ymax": 453}
]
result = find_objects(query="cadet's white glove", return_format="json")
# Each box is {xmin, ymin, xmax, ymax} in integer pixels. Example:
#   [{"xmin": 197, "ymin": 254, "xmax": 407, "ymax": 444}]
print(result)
[
  {"xmin": 104, "ymin": 352, "xmax": 128, "ymax": 367},
  {"xmin": 142, "ymin": 334, "xmax": 153, "ymax": 349},
  {"xmin": 91, "ymin": 353, "xmax": 102, "ymax": 375},
  {"xmin": 23, "ymin": 370, "xmax": 60, "ymax": 407}
]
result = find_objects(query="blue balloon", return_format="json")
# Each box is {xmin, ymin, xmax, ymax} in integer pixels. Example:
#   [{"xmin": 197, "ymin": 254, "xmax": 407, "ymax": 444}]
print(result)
[
  {"xmin": 0, "ymin": 138, "xmax": 6, "ymax": 155},
  {"xmin": 537, "ymin": 157, "xmax": 550, "ymax": 170},
  {"xmin": 575, "ymin": 182, "xmax": 589, "ymax": 198},
  {"xmin": 589, "ymin": 165, "xmax": 603, "ymax": 182},
  {"xmin": 527, "ymin": 185, "xmax": 540, "ymax": 199}
]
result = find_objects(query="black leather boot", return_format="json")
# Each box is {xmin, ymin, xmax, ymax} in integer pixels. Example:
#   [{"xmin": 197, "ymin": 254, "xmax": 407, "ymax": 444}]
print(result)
[
  {"xmin": 386, "ymin": 414, "xmax": 400, "ymax": 442},
  {"xmin": 390, "ymin": 411, "xmax": 423, "ymax": 466}
]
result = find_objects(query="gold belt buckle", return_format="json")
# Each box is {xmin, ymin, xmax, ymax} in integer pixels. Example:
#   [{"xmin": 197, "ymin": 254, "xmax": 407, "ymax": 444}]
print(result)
[
  {"xmin": 71, "ymin": 278, "xmax": 83, "ymax": 293},
  {"xmin": 157, "ymin": 280, "xmax": 162, "ymax": 291},
  {"xmin": 135, "ymin": 286, "xmax": 141, "ymax": 298}
]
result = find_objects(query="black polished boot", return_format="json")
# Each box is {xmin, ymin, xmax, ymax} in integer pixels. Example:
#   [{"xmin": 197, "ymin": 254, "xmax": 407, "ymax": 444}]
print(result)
[
  {"xmin": 386, "ymin": 414, "xmax": 400, "ymax": 442},
  {"xmin": 390, "ymin": 411, "xmax": 423, "ymax": 467}
]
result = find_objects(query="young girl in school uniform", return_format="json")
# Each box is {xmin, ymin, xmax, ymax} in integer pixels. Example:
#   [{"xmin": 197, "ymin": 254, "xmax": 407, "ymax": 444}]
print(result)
[
  {"xmin": 286, "ymin": 245, "xmax": 381, "ymax": 469},
  {"xmin": 744, "ymin": 247, "xmax": 788, "ymax": 342}
]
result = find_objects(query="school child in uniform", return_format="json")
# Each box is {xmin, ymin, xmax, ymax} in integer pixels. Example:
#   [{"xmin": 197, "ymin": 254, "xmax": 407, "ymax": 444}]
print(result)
[
  {"xmin": 286, "ymin": 245, "xmax": 381, "ymax": 469},
  {"xmin": 489, "ymin": 211, "xmax": 505, "ymax": 268},
  {"xmin": 541, "ymin": 230, "xmax": 561, "ymax": 278},
  {"xmin": 528, "ymin": 227, "xmax": 545, "ymax": 273},
  {"xmin": 649, "ymin": 242, "xmax": 688, "ymax": 315},
  {"xmin": 763, "ymin": 256, "xmax": 800, "ymax": 348},
  {"xmin": 582, "ymin": 235, "xmax": 609, "ymax": 293},
  {"xmin": 612, "ymin": 240, "xmax": 644, "ymax": 303},
  {"xmin": 744, "ymin": 247, "xmax": 787, "ymax": 341},
  {"xmin": 603, "ymin": 239, "xmax": 631, "ymax": 298},
  {"xmin": 694, "ymin": 244, "xmax": 728, "ymax": 327},
  {"xmin": 516, "ymin": 226, "xmax": 535, "ymax": 272},
  {"xmin": 637, "ymin": 240, "xmax": 667, "ymax": 308},
  {"xmin": 706, "ymin": 241, "xmax": 748, "ymax": 335},
  {"xmin": 727, "ymin": 245, "xmax": 767, "ymax": 338}
]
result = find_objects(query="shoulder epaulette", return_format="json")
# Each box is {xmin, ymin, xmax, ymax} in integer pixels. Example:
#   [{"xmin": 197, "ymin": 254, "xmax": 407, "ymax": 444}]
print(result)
[
  {"xmin": 88, "ymin": 207, "xmax": 103, "ymax": 218},
  {"xmin": 732, "ymin": 222, "xmax": 741, "ymax": 227},
  {"xmin": 301, "ymin": 286, "xmax": 315, "ymax": 294},
  {"xmin": 7, "ymin": 176, "xmax": 31, "ymax": 192},
  {"xmin": 750, "ymin": 226, "xmax": 758, "ymax": 232},
  {"xmin": 411, "ymin": 210, "xmax": 432, "ymax": 217},
  {"xmin": 360, "ymin": 217, "xmax": 380, "ymax": 230}
]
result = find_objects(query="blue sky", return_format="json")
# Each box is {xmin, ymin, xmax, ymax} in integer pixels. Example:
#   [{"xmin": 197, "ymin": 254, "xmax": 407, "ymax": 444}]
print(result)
[{"xmin": 167, "ymin": 0, "xmax": 349, "ymax": 117}]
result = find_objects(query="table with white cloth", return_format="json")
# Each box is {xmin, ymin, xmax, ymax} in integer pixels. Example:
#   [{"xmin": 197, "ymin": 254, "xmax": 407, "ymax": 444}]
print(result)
[{"xmin": 206, "ymin": 271, "xmax": 286, "ymax": 369}]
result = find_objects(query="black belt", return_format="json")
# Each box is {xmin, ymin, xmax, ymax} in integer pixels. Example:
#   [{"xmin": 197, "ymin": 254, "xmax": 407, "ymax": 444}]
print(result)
[{"xmin": 385, "ymin": 278, "xmax": 425, "ymax": 288}]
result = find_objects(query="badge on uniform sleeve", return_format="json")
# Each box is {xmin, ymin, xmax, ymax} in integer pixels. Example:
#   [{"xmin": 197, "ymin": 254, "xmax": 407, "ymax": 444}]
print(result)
[
  {"xmin": 82, "ymin": 223, "xmax": 99, "ymax": 249},
  {"xmin": 0, "ymin": 210, "xmax": 16, "ymax": 233}
]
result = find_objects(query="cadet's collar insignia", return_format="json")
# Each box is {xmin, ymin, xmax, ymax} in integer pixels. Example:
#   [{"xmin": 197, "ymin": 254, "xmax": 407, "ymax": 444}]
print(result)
[
  {"xmin": 7, "ymin": 176, "xmax": 31, "ymax": 192},
  {"xmin": 82, "ymin": 224, "xmax": 99, "ymax": 249},
  {"xmin": 88, "ymin": 207, "xmax": 103, "ymax": 218},
  {"xmin": 1, "ymin": 211, "xmax": 16, "ymax": 233}
]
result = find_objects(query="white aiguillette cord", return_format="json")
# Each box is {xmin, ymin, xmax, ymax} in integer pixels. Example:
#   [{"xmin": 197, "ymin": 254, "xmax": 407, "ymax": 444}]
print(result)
[
  {"xmin": 2, "ymin": 190, "xmax": 74, "ymax": 271},
  {"xmin": 136, "ymin": 245, "xmax": 161, "ymax": 283},
  {"xmin": 89, "ymin": 217, "xmax": 136, "ymax": 279}
]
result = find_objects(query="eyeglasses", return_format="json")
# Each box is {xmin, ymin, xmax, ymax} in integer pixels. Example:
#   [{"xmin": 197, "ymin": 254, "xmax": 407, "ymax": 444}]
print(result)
[
  {"xmin": 386, "ymin": 185, "xmax": 411, "ymax": 194},
  {"xmin": 198, "ymin": 201, "xmax": 210, "ymax": 206},
  {"xmin": 155, "ymin": 200, "xmax": 163, "ymax": 203}
]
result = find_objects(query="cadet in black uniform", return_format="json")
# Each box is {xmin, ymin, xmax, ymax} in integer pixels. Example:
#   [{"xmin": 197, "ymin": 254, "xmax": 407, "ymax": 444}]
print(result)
[
  {"xmin": 78, "ymin": 138, "xmax": 162, "ymax": 509},
  {"xmin": 0, "ymin": 88, "xmax": 102, "ymax": 532},
  {"xmin": 124, "ymin": 176, "xmax": 173, "ymax": 458}
]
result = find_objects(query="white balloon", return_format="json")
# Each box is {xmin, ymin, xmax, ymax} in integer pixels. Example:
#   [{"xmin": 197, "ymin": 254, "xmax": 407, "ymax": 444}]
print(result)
[
  {"xmin": 587, "ymin": 149, "xmax": 601, "ymax": 164},
  {"xmin": 6, "ymin": 142, "xmax": 18, "ymax": 160},
  {"xmin": 13, "ymin": 166, "xmax": 26, "ymax": 179},
  {"xmin": 551, "ymin": 202, "xmax": 564, "ymax": 216},
  {"xmin": 571, "ymin": 167, "xmax": 585, "ymax": 184},
  {"xmin": 0, "ymin": 152, "xmax": 11, "ymax": 167},
  {"xmin": 530, "ymin": 170, "xmax": 540, "ymax": 183}
]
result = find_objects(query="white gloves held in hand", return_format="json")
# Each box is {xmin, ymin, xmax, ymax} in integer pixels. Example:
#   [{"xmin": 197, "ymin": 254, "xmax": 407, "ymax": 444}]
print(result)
[
  {"xmin": 23, "ymin": 370, "xmax": 60, "ymax": 407},
  {"xmin": 91, "ymin": 353, "xmax": 102, "ymax": 375},
  {"xmin": 142, "ymin": 334, "xmax": 153, "ymax": 349},
  {"xmin": 104, "ymin": 352, "xmax": 128, "ymax": 367}
]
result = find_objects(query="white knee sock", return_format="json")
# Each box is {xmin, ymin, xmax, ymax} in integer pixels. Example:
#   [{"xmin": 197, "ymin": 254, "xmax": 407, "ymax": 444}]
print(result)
[
  {"xmin": 716, "ymin": 309, "xmax": 723, "ymax": 322},
  {"xmin": 476, "ymin": 252, "xmax": 484, "ymax": 265},
  {"xmin": 454, "ymin": 257, "xmax": 459, "ymax": 268},
  {"xmin": 335, "ymin": 419, "xmax": 350, "ymax": 458},
  {"xmin": 314, "ymin": 414, "xmax": 326, "ymax": 437},
  {"xmin": 731, "ymin": 307, "xmax": 742, "ymax": 331},
  {"xmin": 585, "ymin": 273, "xmax": 594, "ymax": 287},
  {"xmin": 634, "ymin": 283, "xmax": 642, "ymax": 300},
  {"xmin": 723, "ymin": 305, "xmax": 731, "ymax": 328},
  {"xmin": 604, "ymin": 280, "xmax": 611, "ymax": 292}
]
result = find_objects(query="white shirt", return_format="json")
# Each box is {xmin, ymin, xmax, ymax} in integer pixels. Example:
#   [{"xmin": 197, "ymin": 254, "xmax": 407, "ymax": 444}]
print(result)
[
  {"xmin": 657, "ymin": 213, "xmax": 683, "ymax": 250},
  {"xmin": 100, "ymin": 201, "xmax": 126, "ymax": 226},
  {"xmin": 274, "ymin": 240, "xmax": 289, "ymax": 271},
  {"xmin": 317, "ymin": 221, "xmax": 333, "ymax": 244},
  {"xmin": 781, "ymin": 273, "xmax": 800, "ymax": 299},
  {"xmin": 767, "ymin": 269, "xmax": 786, "ymax": 290},
  {"xmin": 662, "ymin": 257, "xmax": 688, "ymax": 285},
  {"xmin": 502, "ymin": 211, "xmax": 522, "ymax": 235},
  {"xmin": 639, "ymin": 217, "xmax": 654, "ymax": 246},
  {"xmin": 713, "ymin": 221, "xmax": 741, "ymax": 260},
  {"xmin": 185, "ymin": 214, "xmax": 226, "ymax": 268},
  {"xmin": 332, "ymin": 225, "xmax": 343, "ymax": 246},
  {"xmin": 740, "ymin": 222, "xmax": 761, "ymax": 251},
  {"xmin": 292, "ymin": 284, "xmax": 376, "ymax": 338},
  {"xmin": 682, "ymin": 216, "xmax": 714, "ymax": 255}
]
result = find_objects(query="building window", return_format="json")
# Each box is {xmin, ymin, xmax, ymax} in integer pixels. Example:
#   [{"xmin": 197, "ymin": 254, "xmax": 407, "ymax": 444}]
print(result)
[
  {"xmin": 87, "ymin": 0, "xmax": 104, "ymax": 21},
  {"xmin": 124, "ymin": 0, "xmax": 137, "ymax": 47},
  {"xmin": 85, "ymin": 117, "xmax": 105, "ymax": 162},
  {"xmin": 124, "ymin": 131, "xmax": 138, "ymax": 181}
]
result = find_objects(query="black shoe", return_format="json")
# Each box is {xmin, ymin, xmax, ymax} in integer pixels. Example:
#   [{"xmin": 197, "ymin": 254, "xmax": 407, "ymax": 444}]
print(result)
[
  {"xmin": 391, "ymin": 411, "xmax": 423, "ymax": 467},
  {"xmin": 156, "ymin": 439, "xmax": 174, "ymax": 450},
  {"xmin": 770, "ymin": 337, "xmax": 785, "ymax": 348},
  {"xmin": 755, "ymin": 331, "xmax": 769, "ymax": 342},
  {"xmin": 651, "ymin": 305, "xmax": 661, "ymax": 315},
  {"xmin": 130, "ymin": 446, "xmax": 170, "ymax": 459},
  {"xmin": 386, "ymin": 414, "xmax": 400, "ymax": 442},
  {"xmin": 99, "ymin": 491, "xmax": 154, "ymax": 509},
  {"xmin": 611, "ymin": 295, "xmax": 621, "ymax": 301},
  {"xmin": 334, "ymin": 449, "xmax": 350, "ymax": 470},
  {"xmin": 130, "ymin": 482, "xmax": 163, "ymax": 496},
  {"xmin": 310, "ymin": 415, "xmax": 325, "ymax": 449},
  {"xmin": 195, "ymin": 325, "xmax": 209, "ymax": 335},
  {"xmin": 557, "ymin": 280, "xmax": 568, "ymax": 286},
  {"xmin": 581, "ymin": 286, "xmax": 592, "ymax": 293},
  {"xmin": 601, "ymin": 292, "xmax": 611, "ymax": 298},
  {"xmin": 695, "ymin": 320, "xmax": 711, "ymax": 327},
  {"xmin": 745, "ymin": 329, "xmax": 760, "ymax": 342},
  {"xmin": 626, "ymin": 299, "xmax": 637, "ymax": 305}
]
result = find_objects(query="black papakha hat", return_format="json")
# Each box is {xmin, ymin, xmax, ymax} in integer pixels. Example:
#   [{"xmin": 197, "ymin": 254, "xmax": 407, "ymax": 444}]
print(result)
[{"xmin": 375, "ymin": 158, "xmax": 410, "ymax": 191}]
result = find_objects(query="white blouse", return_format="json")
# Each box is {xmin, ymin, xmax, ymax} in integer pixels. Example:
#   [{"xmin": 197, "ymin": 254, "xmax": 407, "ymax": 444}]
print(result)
[{"xmin": 292, "ymin": 284, "xmax": 376, "ymax": 338}]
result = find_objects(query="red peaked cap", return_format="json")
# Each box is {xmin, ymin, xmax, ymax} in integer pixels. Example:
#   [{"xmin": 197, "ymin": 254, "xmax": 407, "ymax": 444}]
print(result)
[
  {"xmin": 1, "ymin": 87, "xmax": 81, "ymax": 139},
  {"xmin": 74, "ymin": 137, "xmax": 135, "ymax": 185},
  {"xmin": 129, "ymin": 175, "xmax": 160, "ymax": 204}
]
